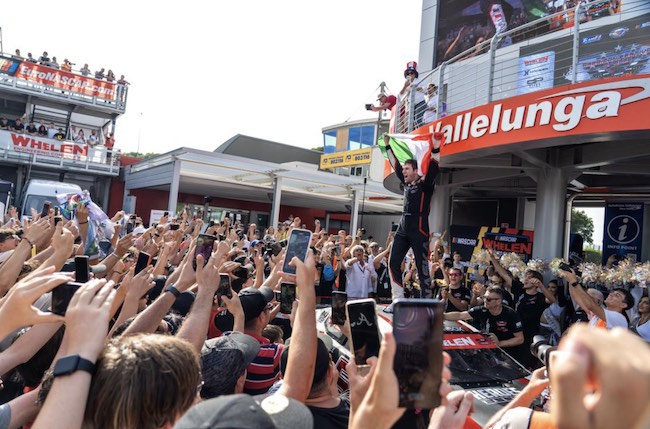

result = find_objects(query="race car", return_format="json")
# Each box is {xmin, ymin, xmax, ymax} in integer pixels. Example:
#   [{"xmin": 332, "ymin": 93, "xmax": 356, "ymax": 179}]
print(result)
[{"xmin": 316, "ymin": 303, "xmax": 533, "ymax": 428}]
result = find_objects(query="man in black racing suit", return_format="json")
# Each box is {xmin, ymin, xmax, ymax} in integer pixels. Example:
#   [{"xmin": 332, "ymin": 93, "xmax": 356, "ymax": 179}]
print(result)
[{"xmin": 383, "ymin": 134, "xmax": 441, "ymax": 309}]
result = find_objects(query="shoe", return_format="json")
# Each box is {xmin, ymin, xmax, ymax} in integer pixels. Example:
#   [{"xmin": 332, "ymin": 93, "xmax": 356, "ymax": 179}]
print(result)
[{"xmin": 383, "ymin": 302, "xmax": 394, "ymax": 313}]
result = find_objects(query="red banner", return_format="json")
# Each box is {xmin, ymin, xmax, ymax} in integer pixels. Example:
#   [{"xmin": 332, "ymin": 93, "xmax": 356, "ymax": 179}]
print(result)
[{"xmin": 14, "ymin": 62, "xmax": 117, "ymax": 100}]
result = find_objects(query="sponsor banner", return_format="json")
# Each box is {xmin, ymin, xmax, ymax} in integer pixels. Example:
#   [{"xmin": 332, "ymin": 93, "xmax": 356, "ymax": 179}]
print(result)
[
  {"xmin": 517, "ymin": 51, "xmax": 555, "ymax": 94},
  {"xmin": 451, "ymin": 225, "xmax": 534, "ymax": 272},
  {"xmin": 320, "ymin": 147, "xmax": 372, "ymax": 169},
  {"xmin": 1, "ymin": 131, "xmax": 88, "ymax": 158},
  {"xmin": 14, "ymin": 61, "xmax": 117, "ymax": 100},
  {"xmin": 150, "ymin": 209, "xmax": 167, "ymax": 225},
  {"xmin": 602, "ymin": 202, "xmax": 644, "ymax": 264},
  {"xmin": 0, "ymin": 55, "xmax": 21, "ymax": 76},
  {"xmin": 443, "ymin": 333, "xmax": 496, "ymax": 349},
  {"xmin": 416, "ymin": 74, "xmax": 650, "ymax": 159}
]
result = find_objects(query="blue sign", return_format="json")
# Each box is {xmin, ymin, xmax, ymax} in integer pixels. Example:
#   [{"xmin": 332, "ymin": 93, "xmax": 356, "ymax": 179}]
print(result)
[{"xmin": 602, "ymin": 203, "xmax": 644, "ymax": 264}]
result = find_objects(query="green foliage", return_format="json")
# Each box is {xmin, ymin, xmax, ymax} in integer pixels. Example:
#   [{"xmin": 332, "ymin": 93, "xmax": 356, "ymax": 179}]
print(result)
[
  {"xmin": 311, "ymin": 146, "xmax": 324, "ymax": 152},
  {"xmin": 584, "ymin": 247, "xmax": 602, "ymax": 264},
  {"xmin": 571, "ymin": 209, "xmax": 594, "ymax": 244},
  {"xmin": 123, "ymin": 152, "xmax": 159, "ymax": 160}
]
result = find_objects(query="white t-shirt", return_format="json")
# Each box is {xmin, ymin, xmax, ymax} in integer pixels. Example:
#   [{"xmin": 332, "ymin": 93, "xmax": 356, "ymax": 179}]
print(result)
[
  {"xmin": 589, "ymin": 308, "xmax": 628, "ymax": 329},
  {"xmin": 345, "ymin": 260, "xmax": 372, "ymax": 299},
  {"xmin": 423, "ymin": 94, "xmax": 438, "ymax": 124},
  {"xmin": 633, "ymin": 318, "xmax": 650, "ymax": 342}
]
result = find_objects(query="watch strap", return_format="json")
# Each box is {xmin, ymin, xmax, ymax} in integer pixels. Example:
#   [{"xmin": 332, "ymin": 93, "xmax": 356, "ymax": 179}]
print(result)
[
  {"xmin": 571, "ymin": 281, "xmax": 580, "ymax": 287},
  {"xmin": 166, "ymin": 284, "xmax": 181, "ymax": 298},
  {"xmin": 53, "ymin": 355, "xmax": 96, "ymax": 377}
]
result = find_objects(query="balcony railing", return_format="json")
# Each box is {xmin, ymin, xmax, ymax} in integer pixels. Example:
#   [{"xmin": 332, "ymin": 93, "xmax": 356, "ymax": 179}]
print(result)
[
  {"xmin": 395, "ymin": 0, "xmax": 650, "ymax": 133},
  {"xmin": 0, "ymin": 129, "xmax": 120, "ymax": 175}
]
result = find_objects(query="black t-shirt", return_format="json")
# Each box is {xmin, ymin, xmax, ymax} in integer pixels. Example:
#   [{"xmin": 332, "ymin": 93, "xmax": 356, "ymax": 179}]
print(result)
[
  {"xmin": 510, "ymin": 279, "xmax": 524, "ymax": 303},
  {"xmin": 54, "ymin": 132, "xmax": 65, "ymax": 141},
  {"xmin": 468, "ymin": 305, "xmax": 522, "ymax": 342},
  {"xmin": 37, "ymin": 125, "xmax": 47, "ymax": 136},
  {"xmin": 308, "ymin": 400, "xmax": 349, "ymax": 429},
  {"xmin": 26, "ymin": 124, "xmax": 37, "ymax": 134},
  {"xmin": 501, "ymin": 288, "xmax": 515, "ymax": 308},
  {"xmin": 443, "ymin": 286, "xmax": 471, "ymax": 312},
  {"xmin": 515, "ymin": 292, "xmax": 549, "ymax": 344}
]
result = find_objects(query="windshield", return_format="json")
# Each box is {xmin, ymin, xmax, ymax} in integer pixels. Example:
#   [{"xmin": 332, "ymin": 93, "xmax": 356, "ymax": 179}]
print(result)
[
  {"xmin": 22, "ymin": 195, "xmax": 56, "ymax": 216},
  {"xmin": 447, "ymin": 347, "xmax": 530, "ymax": 387}
]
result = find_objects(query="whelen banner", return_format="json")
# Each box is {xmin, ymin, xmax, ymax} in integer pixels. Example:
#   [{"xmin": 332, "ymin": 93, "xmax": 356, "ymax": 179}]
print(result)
[
  {"xmin": 450, "ymin": 225, "xmax": 535, "ymax": 272},
  {"xmin": 415, "ymin": 74, "xmax": 650, "ymax": 160},
  {"xmin": 13, "ymin": 61, "xmax": 117, "ymax": 100},
  {"xmin": 0, "ymin": 131, "xmax": 88, "ymax": 158}
]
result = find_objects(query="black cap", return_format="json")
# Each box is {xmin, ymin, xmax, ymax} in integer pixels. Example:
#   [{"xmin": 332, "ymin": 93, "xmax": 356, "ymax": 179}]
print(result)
[
  {"xmin": 174, "ymin": 393, "xmax": 313, "ymax": 429},
  {"xmin": 239, "ymin": 287, "xmax": 274, "ymax": 322}
]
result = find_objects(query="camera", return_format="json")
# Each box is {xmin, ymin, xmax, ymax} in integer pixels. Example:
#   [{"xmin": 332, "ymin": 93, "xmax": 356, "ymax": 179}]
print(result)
[
  {"xmin": 365, "ymin": 104, "xmax": 372, "ymax": 111},
  {"xmin": 530, "ymin": 335, "xmax": 556, "ymax": 367},
  {"xmin": 264, "ymin": 239, "xmax": 286, "ymax": 257}
]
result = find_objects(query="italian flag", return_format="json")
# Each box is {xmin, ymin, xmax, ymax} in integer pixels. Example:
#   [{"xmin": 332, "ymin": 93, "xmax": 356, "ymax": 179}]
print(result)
[{"xmin": 378, "ymin": 132, "xmax": 444, "ymax": 177}]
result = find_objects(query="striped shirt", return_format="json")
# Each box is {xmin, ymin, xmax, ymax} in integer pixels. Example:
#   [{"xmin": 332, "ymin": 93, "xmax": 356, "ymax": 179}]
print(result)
[{"xmin": 244, "ymin": 333, "xmax": 284, "ymax": 395}]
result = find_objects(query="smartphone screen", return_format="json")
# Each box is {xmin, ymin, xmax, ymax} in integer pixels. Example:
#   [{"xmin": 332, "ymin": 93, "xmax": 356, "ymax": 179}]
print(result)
[
  {"xmin": 391, "ymin": 224, "xmax": 399, "ymax": 232},
  {"xmin": 54, "ymin": 216, "xmax": 63, "ymax": 226},
  {"xmin": 195, "ymin": 234, "xmax": 216, "ymax": 267},
  {"xmin": 134, "ymin": 251, "xmax": 151, "ymax": 275},
  {"xmin": 54, "ymin": 207, "xmax": 59, "ymax": 216},
  {"xmin": 75, "ymin": 255, "xmax": 90, "ymax": 283},
  {"xmin": 281, "ymin": 229, "xmax": 313, "ymax": 275},
  {"xmin": 393, "ymin": 299, "xmax": 444, "ymax": 409},
  {"xmin": 346, "ymin": 299, "xmax": 381, "ymax": 368},
  {"xmin": 280, "ymin": 282, "xmax": 296, "ymax": 314},
  {"xmin": 126, "ymin": 221, "xmax": 134, "ymax": 234},
  {"xmin": 41, "ymin": 201, "xmax": 51, "ymax": 218},
  {"xmin": 169, "ymin": 223, "xmax": 180, "ymax": 231},
  {"xmin": 217, "ymin": 274, "xmax": 232, "ymax": 307},
  {"xmin": 331, "ymin": 291, "xmax": 347, "ymax": 325},
  {"xmin": 51, "ymin": 282, "xmax": 83, "ymax": 316}
]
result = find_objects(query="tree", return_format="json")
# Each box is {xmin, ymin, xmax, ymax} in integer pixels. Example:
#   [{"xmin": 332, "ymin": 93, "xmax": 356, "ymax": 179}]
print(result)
[
  {"xmin": 123, "ymin": 152, "xmax": 159, "ymax": 160},
  {"xmin": 571, "ymin": 209, "xmax": 594, "ymax": 244},
  {"xmin": 311, "ymin": 146, "xmax": 324, "ymax": 152}
]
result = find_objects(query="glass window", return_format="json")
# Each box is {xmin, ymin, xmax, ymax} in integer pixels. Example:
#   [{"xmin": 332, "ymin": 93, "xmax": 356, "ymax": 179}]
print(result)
[
  {"xmin": 348, "ymin": 125, "xmax": 375, "ymax": 151},
  {"xmin": 323, "ymin": 130, "xmax": 337, "ymax": 154}
]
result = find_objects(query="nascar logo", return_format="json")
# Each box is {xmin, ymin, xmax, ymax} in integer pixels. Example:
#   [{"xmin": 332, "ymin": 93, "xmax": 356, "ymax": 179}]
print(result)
[{"xmin": 609, "ymin": 27, "xmax": 629, "ymax": 39}]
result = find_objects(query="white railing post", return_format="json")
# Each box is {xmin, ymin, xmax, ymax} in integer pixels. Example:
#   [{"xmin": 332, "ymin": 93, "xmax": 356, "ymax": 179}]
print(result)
[
  {"xmin": 437, "ymin": 63, "xmax": 446, "ymax": 120},
  {"xmin": 571, "ymin": 1, "xmax": 585, "ymax": 84},
  {"xmin": 487, "ymin": 35, "xmax": 500, "ymax": 103}
]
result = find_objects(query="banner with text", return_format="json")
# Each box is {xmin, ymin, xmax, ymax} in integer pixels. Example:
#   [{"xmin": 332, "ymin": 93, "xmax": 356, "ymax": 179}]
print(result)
[
  {"xmin": 451, "ymin": 225, "xmax": 535, "ymax": 273},
  {"xmin": 320, "ymin": 148, "xmax": 372, "ymax": 169},
  {"xmin": 602, "ymin": 202, "xmax": 644, "ymax": 264},
  {"xmin": 13, "ymin": 61, "xmax": 117, "ymax": 100},
  {"xmin": 0, "ymin": 131, "xmax": 88, "ymax": 159}
]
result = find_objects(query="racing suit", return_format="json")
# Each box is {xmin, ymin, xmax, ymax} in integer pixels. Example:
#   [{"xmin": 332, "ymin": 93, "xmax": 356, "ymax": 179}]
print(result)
[{"xmin": 386, "ymin": 144, "xmax": 440, "ymax": 300}]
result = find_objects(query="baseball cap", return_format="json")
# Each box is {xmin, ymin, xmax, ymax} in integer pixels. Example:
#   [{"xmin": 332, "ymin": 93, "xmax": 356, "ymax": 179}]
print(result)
[
  {"xmin": 174, "ymin": 393, "xmax": 313, "ymax": 429},
  {"xmin": 250, "ymin": 239, "xmax": 261, "ymax": 247},
  {"xmin": 200, "ymin": 332, "xmax": 260, "ymax": 399},
  {"xmin": 377, "ymin": 93, "xmax": 387, "ymax": 100},
  {"xmin": 239, "ymin": 287, "xmax": 274, "ymax": 322}
]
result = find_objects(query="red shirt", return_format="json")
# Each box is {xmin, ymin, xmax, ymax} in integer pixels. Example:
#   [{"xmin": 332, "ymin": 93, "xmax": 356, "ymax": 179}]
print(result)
[{"xmin": 384, "ymin": 95, "xmax": 397, "ymax": 110}]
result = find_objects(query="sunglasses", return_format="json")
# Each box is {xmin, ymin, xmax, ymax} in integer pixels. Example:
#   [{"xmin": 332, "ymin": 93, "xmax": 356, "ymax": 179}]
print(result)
[
  {"xmin": 483, "ymin": 297, "xmax": 500, "ymax": 302},
  {"xmin": 449, "ymin": 273, "xmax": 461, "ymax": 277}
]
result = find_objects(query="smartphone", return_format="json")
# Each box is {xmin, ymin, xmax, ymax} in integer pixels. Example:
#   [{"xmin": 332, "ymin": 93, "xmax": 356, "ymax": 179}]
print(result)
[
  {"xmin": 391, "ymin": 224, "xmax": 399, "ymax": 232},
  {"xmin": 217, "ymin": 274, "xmax": 232, "ymax": 307},
  {"xmin": 51, "ymin": 282, "xmax": 82, "ymax": 316},
  {"xmin": 194, "ymin": 234, "xmax": 216, "ymax": 268},
  {"xmin": 393, "ymin": 299, "xmax": 444, "ymax": 409},
  {"xmin": 163, "ymin": 211, "xmax": 169, "ymax": 218},
  {"xmin": 54, "ymin": 216, "xmax": 63, "ymax": 226},
  {"xmin": 134, "ymin": 251, "xmax": 151, "ymax": 275},
  {"xmin": 54, "ymin": 207, "xmax": 59, "ymax": 216},
  {"xmin": 75, "ymin": 255, "xmax": 90, "ymax": 283},
  {"xmin": 346, "ymin": 299, "xmax": 381, "ymax": 371},
  {"xmin": 41, "ymin": 201, "xmax": 51, "ymax": 218},
  {"xmin": 169, "ymin": 223, "xmax": 180, "ymax": 231},
  {"xmin": 281, "ymin": 229, "xmax": 313, "ymax": 275},
  {"xmin": 280, "ymin": 282, "xmax": 296, "ymax": 314},
  {"xmin": 273, "ymin": 291, "xmax": 281, "ymax": 302},
  {"xmin": 331, "ymin": 291, "xmax": 347, "ymax": 325},
  {"xmin": 126, "ymin": 221, "xmax": 134, "ymax": 234},
  {"xmin": 365, "ymin": 103, "xmax": 372, "ymax": 110}
]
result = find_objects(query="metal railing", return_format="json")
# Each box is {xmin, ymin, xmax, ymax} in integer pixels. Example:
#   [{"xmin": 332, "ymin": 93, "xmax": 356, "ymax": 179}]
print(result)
[{"xmin": 395, "ymin": 0, "xmax": 650, "ymax": 133}]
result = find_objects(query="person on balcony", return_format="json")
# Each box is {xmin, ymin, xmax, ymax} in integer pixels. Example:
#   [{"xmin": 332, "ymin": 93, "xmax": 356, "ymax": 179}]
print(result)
[
  {"xmin": 53, "ymin": 128, "xmax": 66, "ymax": 141},
  {"xmin": 95, "ymin": 68, "xmax": 105, "ymax": 80},
  {"xmin": 49, "ymin": 57, "xmax": 60, "ymax": 70},
  {"xmin": 37, "ymin": 120, "xmax": 47, "ymax": 137},
  {"xmin": 38, "ymin": 51, "xmax": 50, "ymax": 65},
  {"xmin": 399, "ymin": 61, "xmax": 427, "ymax": 129},
  {"xmin": 10, "ymin": 118, "xmax": 25, "ymax": 133},
  {"xmin": 80, "ymin": 64, "xmax": 91, "ymax": 76},
  {"xmin": 423, "ymin": 83, "xmax": 439, "ymax": 124},
  {"xmin": 25, "ymin": 121, "xmax": 38, "ymax": 136},
  {"xmin": 88, "ymin": 130, "xmax": 99, "ymax": 146},
  {"xmin": 74, "ymin": 129, "xmax": 87, "ymax": 145},
  {"xmin": 47, "ymin": 123, "xmax": 57, "ymax": 139},
  {"xmin": 61, "ymin": 59, "xmax": 73, "ymax": 72},
  {"xmin": 0, "ymin": 117, "xmax": 9, "ymax": 131},
  {"xmin": 368, "ymin": 93, "xmax": 397, "ymax": 113},
  {"xmin": 26, "ymin": 53, "xmax": 37, "ymax": 63},
  {"xmin": 106, "ymin": 70, "xmax": 116, "ymax": 82}
]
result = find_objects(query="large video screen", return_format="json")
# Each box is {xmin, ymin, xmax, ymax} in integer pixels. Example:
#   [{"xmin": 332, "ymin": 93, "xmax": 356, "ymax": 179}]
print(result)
[
  {"xmin": 435, "ymin": 0, "xmax": 623, "ymax": 66},
  {"xmin": 517, "ymin": 13, "xmax": 650, "ymax": 93}
]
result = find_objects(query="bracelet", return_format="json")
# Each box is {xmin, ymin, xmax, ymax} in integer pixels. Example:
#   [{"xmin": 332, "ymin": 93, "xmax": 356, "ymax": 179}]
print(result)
[
  {"xmin": 78, "ymin": 220, "xmax": 89, "ymax": 225},
  {"xmin": 23, "ymin": 236, "xmax": 36, "ymax": 247},
  {"xmin": 165, "ymin": 284, "xmax": 181, "ymax": 298}
]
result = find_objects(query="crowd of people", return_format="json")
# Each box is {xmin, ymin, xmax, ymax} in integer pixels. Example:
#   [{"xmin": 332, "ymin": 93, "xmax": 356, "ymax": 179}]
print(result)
[
  {"xmin": 11, "ymin": 49, "xmax": 129, "ymax": 85},
  {"xmin": 0, "ymin": 196, "xmax": 647, "ymax": 429},
  {"xmin": 0, "ymin": 116, "xmax": 115, "ymax": 150}
]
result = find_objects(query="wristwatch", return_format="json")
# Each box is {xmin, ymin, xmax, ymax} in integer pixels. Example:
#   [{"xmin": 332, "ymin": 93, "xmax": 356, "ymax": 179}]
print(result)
[
  {"xmin": 570, "ymin": 280, "xmax": 580, "ymax": 287},
  {"xmin": 53, "ymin": 355, "xmax": 96, "ymax": 377}
]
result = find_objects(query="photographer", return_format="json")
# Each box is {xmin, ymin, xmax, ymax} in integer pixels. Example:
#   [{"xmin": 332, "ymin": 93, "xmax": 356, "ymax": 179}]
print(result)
[{"xmin": 367, "ymin": 93, "xmax": 397, "ymax": 112}]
